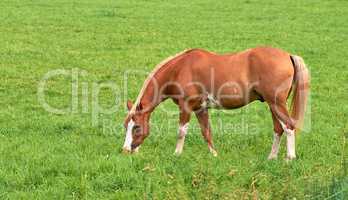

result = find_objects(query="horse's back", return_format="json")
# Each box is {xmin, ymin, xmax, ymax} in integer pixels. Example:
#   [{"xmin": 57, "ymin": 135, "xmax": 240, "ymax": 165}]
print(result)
[{"xmin": 171, "ymin": 47, "xmax": 295, "ymax": 106}]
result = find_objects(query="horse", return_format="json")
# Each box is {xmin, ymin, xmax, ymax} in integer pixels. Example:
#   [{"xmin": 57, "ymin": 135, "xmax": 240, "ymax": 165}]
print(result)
[{"xmin": 122, "ymin": 47, "xmax": 309, "ymax": 160}]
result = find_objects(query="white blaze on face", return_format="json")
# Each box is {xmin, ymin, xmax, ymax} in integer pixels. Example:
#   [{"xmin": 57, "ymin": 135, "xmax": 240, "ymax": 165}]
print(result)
[{"xmin": 123, "ymin": 119, "xmax": 134, "ymax": 151}]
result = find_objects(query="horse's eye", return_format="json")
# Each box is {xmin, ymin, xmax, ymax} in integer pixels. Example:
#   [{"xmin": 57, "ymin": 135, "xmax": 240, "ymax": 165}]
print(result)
[{"xmin": 132, "ymin": 125, "xmax": 141, "ymax": 134}]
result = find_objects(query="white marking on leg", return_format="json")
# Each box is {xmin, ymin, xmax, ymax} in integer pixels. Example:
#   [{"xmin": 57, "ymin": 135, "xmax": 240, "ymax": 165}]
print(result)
[
  {"xmin": 209, "ymin": 146, "xmax": 218, "ymax": 157},
  {"xmin": 207, "ymin": 94, "xmax": 220, "ymax": 108},
  {"xmin": 268, "ymin": 132, "xmax": 281, "ymax": 160},
  {"xmin": 201, "ymin": 93, "xmax": 221, "ymax": 109},
  {"xmin": 174, "ymin": 123, "xmax": 189, "ymax": 155},
  {"xmin": 123, "ymin": 119, "xmax": 134, "ymax": 152},
  {"xmin": 279, "ymin": 120, "xmax": 296, "ymax": 160},
  {"xmin": 286, "ymin": 129, "xmax": 296, "ymax": 160}
]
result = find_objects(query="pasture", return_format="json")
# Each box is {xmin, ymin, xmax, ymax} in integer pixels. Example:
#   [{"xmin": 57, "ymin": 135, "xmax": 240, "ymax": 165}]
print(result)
[{"xmin": 0, "ymin": 0, "xmax": 347, "ymax": 199}]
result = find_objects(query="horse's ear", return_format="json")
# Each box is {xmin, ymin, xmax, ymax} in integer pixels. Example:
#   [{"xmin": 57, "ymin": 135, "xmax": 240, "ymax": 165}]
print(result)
[
  {"xmin": 136, "ymin": 103, "xmax": 143, "ymax": 111},
  {"xmin": 127, "ymin": 100, "xmax": 133, "ymax": 111}
]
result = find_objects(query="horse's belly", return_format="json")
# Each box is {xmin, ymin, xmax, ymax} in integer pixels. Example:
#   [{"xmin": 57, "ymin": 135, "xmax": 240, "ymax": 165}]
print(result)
[
  {"xmin": 202, "ymin": 87, "xmax": 259, "ymax": 109},
  {"xmin": 202, "ymin": 95, "xmax": 246, "ymax": 109},
  {"xmin": 219, "ymin": 98, "xmax": 247, "ymax": 109}
]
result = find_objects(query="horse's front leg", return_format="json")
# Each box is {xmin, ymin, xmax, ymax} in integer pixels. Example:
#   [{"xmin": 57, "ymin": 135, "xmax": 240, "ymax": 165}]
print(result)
[
  {"xmin": 174, "ymin": 109, "xmax": 191, "ymax": 155},
  {"xmin": 195, "ymin": 109, "xmax": 218, "ymax": 157}
]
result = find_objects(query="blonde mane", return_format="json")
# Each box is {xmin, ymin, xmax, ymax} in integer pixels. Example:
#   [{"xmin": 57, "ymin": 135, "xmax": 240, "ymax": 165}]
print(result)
[{"xmin": 129, "ymin": 49, "xmax": 193, "ymax": 114}]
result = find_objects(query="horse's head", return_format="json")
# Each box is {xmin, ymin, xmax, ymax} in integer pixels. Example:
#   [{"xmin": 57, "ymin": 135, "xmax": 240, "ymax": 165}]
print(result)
[{"xmin": 122, "ymin": 100, "xmax": 150, "ymax": 153}]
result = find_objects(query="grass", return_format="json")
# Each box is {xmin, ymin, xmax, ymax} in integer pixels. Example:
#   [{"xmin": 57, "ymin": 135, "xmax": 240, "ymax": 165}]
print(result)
[{"xmin": 0, "ymin": 0, "xmax": 348, "ymax": 199}]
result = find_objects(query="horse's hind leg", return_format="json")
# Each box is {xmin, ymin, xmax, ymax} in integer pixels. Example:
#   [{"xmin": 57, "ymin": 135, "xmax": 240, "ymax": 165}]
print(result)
[
  {"xmin": 268, "ymin": 110, "xmax": 284, "ymax": 160},
  {"xmin": 195, "ymin": 109, "xmax": 218, "ymax": 157},
  {"xmin": 268, "ymin": 102, "xmax": 296, "ymax": 160}
]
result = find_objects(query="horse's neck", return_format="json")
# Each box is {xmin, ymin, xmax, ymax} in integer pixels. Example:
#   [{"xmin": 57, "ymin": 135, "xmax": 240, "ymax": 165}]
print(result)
[
  {"xmin": 138, "ymin": 73, "xmax": 169, "ymax": 113},
  {"xmin": 136, "ymin": 50, "xmax": 185, "ymax": 113}
]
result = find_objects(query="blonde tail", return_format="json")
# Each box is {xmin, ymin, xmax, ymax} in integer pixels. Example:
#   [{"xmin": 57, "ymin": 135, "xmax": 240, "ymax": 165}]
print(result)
[{"xmin": 290, "ymin": 55, "xmax": 310, "ymax": 130}]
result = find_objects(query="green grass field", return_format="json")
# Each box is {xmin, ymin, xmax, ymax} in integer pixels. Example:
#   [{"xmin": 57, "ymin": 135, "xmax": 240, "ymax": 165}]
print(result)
[{"xmin": 1, "ymin": 0, "xmax": 348, "ymax": 199}]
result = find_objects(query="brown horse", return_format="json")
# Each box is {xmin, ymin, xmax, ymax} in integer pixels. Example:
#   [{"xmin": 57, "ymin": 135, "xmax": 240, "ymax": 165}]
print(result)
[{"xmin": 122, "ymin": 47, "xmax": 309, "ymax": 160}]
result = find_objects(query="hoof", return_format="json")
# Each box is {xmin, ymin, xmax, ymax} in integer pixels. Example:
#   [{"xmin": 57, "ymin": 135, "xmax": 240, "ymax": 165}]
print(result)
[
  {"xmin": 268, "ymin": 154, "xmax": 277, "ymax": 160},
  {"xmin": 285, "ymin": 155, "xmax": 296, "ymax": 162},
  {"xmin": 173, "ymin": 150, "xmax": 182, "ymax": 156},
  {"xmin": 210, "ymin": 148, "xmax": 218, "ymax": 157}
]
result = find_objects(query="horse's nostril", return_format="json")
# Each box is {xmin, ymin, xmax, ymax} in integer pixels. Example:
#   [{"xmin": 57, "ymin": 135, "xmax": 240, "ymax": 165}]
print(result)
[{"xmin": 131, "ymin": 143, "xmax": 138, "ymax": 150}]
